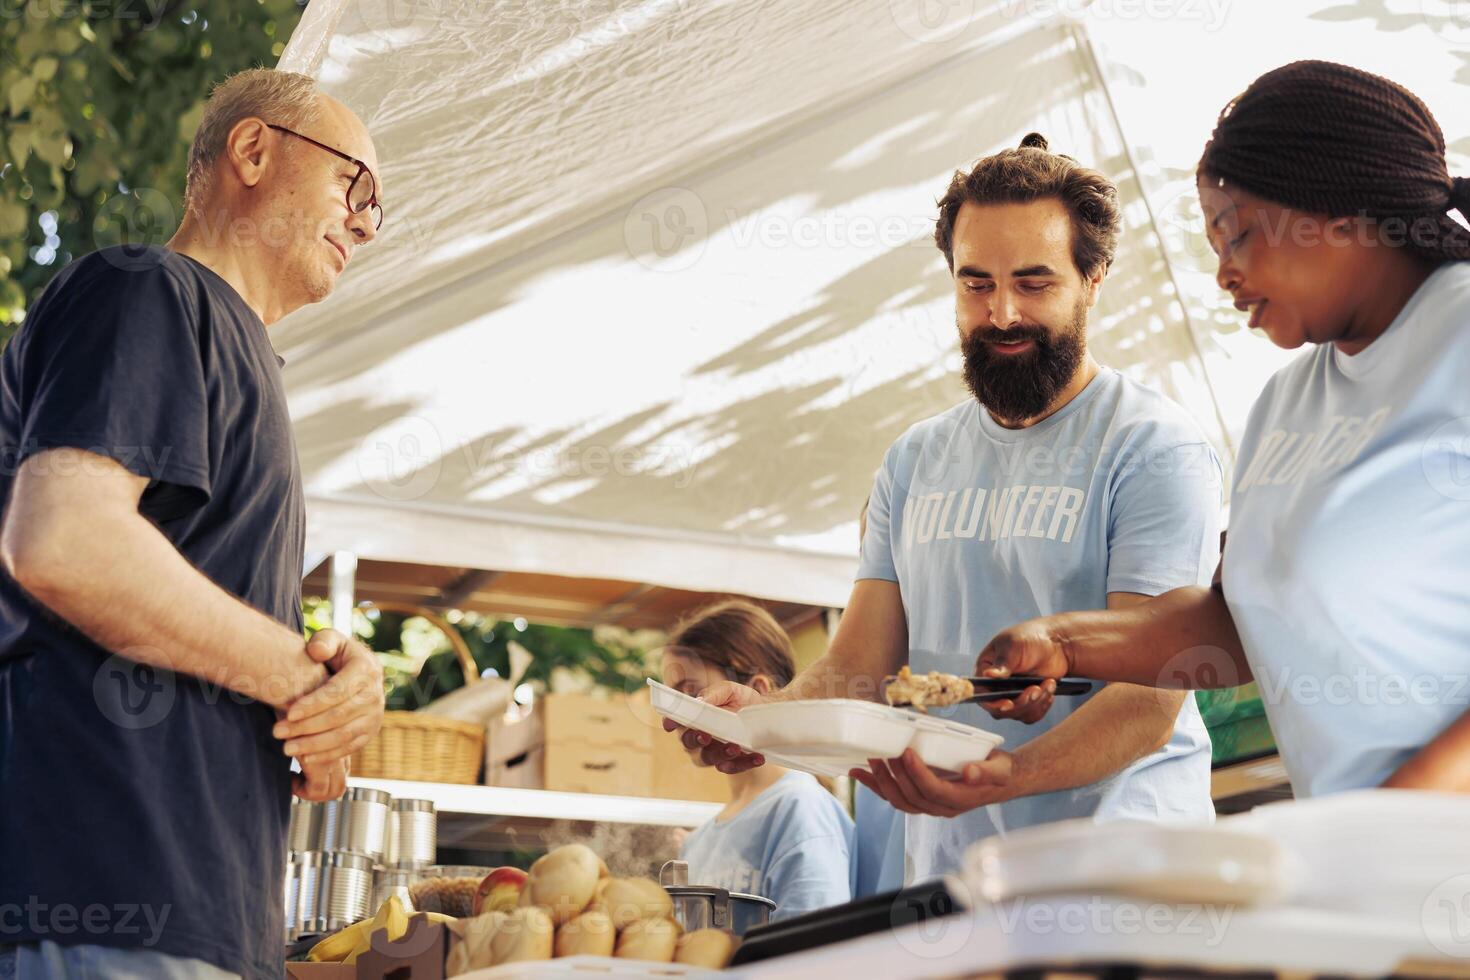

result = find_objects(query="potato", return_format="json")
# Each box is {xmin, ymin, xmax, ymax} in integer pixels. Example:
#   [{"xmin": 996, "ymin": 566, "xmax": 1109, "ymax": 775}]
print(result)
[
  {"xmin": 676, "ymin": 928, "xmax": 738, "ymax": 969},
  {"xmin": 490, "ymin": 905, "xmax": 555, "ymax": 964},
  {"xmin": 554, "ymin": 909, "xmax": 616, "ymax": 958},
  {"xmin": 589, "ymin": 877, "xmax": 673, "ymax": 930},
  {"xmin": 615, "ymin": 916, "xmax": 680, "ymax": 963},
  {"xmin": 521, "ymin": 844, "xmax": 608, "ymax": 925}
]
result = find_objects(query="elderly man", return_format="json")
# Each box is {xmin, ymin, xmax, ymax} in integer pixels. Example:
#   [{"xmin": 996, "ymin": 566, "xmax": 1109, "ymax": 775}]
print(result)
[{"xmin": 0, "ymin": 70, "xmax": 384, "ymax": 979}]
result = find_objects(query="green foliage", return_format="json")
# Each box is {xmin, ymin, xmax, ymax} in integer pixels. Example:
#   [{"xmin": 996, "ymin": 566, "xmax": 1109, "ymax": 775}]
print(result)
[
  {"xmin": 301, "ymin": 598, "xmax": 663, "ymax": 712},
  {"xmin": 0, "ymin": 0, "xmax": 305, "ymax": 340}
]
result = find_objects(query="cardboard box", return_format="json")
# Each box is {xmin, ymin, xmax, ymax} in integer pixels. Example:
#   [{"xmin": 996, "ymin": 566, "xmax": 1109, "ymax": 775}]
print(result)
[
  {"xmin": 543, "ymin": 691, "xmax": 650, "ymax": 749},
  {"xmin": 544, "ymin": 740, "xmax": 652, "ymax": 797},
  {"xmin": 651, "ymin": 715, "xmax": 730, "ymax": 804},
  {"xmin": 286, "ymin": 965, "xmax": 353, "ymax": 980},
  {"xmin": 487, "ymin": 745, "xmax": 544, "ymax": 790},
  {"xmin": 484, "ymin": 702, "xmax": 545, "ymax": 770}
]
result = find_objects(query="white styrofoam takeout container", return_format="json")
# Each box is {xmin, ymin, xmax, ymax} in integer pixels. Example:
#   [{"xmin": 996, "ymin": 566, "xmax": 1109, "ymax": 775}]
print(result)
[{"xmin": 647, "ymin": 679, "xmax": 1003, "ymax": 780}]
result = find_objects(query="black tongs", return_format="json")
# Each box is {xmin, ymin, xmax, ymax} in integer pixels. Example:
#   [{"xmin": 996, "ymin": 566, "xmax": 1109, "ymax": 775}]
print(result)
[{"xmin": 886, "ymin": 674, "xmax": 1093, "ymax": 708}]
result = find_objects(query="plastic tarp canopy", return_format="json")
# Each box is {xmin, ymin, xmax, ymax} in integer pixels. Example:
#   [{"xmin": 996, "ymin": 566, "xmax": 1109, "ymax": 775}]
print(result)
[{"xmin": 278, "ymin": 0, "xmax": 1470, "ymax": 607}]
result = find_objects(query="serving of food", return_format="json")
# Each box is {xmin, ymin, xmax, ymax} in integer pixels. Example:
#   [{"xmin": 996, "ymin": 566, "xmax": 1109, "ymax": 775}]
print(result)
[{"xmin": 883, "ymin": 666, "xmax": 975, "ymax": 711}]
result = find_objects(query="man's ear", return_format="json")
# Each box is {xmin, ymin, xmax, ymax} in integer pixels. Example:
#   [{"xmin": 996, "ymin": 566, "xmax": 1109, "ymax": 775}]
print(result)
[
  {"xmin": 1083, "ymin": 264, "xmax": 1106, "ymax": 307},
  {"xmin": 749, "ymin": 674, "xmax": 775, "ymax": 696},
  {"xmin": 224, "ymin": 117, "xmax": 274, "ymax": 191}
]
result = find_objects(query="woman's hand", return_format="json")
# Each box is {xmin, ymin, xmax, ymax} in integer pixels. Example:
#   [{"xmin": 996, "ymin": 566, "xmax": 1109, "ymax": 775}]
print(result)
[{"xmin": 974, "ymin": 617, "xmax": 1073, "ymax": 724}]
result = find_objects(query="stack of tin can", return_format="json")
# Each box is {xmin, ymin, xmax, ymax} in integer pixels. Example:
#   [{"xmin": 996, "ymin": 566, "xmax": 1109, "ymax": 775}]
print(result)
[{"xmin": 284, "ymin": 791, "xmax": 438, "ymax": 943}]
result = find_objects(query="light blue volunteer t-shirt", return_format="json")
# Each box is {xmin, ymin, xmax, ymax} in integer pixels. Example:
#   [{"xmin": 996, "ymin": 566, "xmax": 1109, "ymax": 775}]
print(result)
[
  {"xmin": 1223, "ymin": 261, "xmax": 1470, "ymax": 797},
  {"xmin": 858, "ymin": 367, "xmax": 1221, "ymax": 883},
  {"xmin": 679, "ymin": 771, "xmax": 855, "ymax": 921}
]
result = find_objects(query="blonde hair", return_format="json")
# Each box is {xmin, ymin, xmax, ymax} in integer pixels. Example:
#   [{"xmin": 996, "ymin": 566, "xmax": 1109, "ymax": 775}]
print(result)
[{"xmin": 184, "ymin": 68, "xmax": 322, "ymax": 214}]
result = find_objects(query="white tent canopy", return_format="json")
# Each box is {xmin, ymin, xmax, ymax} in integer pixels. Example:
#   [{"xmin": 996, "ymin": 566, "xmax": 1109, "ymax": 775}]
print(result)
[{"xmin": 278, "ymin": 0, "xmax": 1470, "ymax": 607}]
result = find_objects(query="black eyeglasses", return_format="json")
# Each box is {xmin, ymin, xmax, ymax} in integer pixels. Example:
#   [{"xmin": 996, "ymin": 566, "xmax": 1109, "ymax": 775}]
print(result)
[{"xmin": 267, "ymin": 123, "xmax": 383, "ymax": 230}]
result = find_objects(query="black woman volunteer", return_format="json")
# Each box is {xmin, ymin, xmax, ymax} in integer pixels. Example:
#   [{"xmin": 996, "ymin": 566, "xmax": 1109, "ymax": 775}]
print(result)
[{"xmin": 978, "ymin": 61, "xmax": 1470, "ymax": 795}]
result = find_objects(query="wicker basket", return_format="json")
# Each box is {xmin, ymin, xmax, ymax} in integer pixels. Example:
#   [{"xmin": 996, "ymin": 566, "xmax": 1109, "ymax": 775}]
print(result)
[{"xmin": 350, "ymin": 602, "xmax": 485, "ymax": 785}]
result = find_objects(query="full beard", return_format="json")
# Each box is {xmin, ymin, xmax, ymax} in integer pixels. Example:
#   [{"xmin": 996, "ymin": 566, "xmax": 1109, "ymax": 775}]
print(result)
[{"xmin": 960, "ymin": 302, "xmax": 1088, "ymax": 424}]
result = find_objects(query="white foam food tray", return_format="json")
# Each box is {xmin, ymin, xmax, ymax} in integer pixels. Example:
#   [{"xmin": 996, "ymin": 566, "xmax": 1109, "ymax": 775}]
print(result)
[
  {"xmin": 960, "ymin": 817, "xmax": 1291, "ymax": 907},
  {"xmin": 647, "ymin": 680, "xmax": 1003, "ymax": 780}
]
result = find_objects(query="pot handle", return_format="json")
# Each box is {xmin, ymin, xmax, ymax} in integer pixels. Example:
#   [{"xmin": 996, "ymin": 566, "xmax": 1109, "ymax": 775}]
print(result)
[{"xmin": 659, "ymin": 860, "xmax": 690, "ymax": 887}]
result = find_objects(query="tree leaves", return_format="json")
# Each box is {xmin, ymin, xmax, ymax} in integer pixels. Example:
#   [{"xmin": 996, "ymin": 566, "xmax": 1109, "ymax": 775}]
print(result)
[{"xmin": 0, "ymin": 0, "xmax": 306, "ymax": 337}]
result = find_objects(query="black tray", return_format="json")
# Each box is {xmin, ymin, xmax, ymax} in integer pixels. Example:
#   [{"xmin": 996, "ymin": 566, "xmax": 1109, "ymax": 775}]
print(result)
[{"xmin": 730, "ymin": 881, "xmax": 959, "ymax": 966}]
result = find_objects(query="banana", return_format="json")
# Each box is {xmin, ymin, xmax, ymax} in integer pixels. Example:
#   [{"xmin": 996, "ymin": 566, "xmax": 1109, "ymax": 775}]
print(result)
[
  {"xmin": 309, "ymin": 902, "xmax": 454, "ymax": 964},
  {"xmin": 345, "ymin": 896, "xmax": 410, "ymax": 965},
  {"xmin": 307, "ymin": 919, "xmax": 371, "ymax": 963}
]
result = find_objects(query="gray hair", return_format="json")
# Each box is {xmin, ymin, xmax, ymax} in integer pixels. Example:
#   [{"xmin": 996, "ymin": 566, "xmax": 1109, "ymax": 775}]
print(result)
[{"xmin": 184, "ymin": 68, "xmax": 322, "ymax": 214}]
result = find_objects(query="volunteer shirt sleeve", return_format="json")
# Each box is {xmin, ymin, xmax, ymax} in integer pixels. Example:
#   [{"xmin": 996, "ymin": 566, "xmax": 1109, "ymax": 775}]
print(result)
[
  {"xmin": 856, "ymin": 443, "xmax": 900, "ymax": 582},
  {"xmin": 14, "ymin": 258, "xmax": 212, "ymax": 520},
  {"xmin": 1105, "ymin": 439, "xmax": 1222, "ymax": 595}
]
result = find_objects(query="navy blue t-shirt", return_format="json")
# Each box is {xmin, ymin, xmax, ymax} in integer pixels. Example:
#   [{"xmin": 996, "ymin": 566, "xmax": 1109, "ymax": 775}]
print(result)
[{"xmin": 0, "ymin": 245, "xmax": 305, "ymax": 979}]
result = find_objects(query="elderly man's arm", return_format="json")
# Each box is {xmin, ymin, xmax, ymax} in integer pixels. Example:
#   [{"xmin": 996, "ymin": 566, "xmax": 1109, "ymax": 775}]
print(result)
[{"xmin": 1, "ymin": 448, "xmax": 382, "ymax": 779}]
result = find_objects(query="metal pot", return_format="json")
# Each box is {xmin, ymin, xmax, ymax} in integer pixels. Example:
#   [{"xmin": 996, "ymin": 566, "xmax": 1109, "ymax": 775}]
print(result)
[{"xmin": 659, "ymin": 860, "xmax": 777, "ymax": 937}]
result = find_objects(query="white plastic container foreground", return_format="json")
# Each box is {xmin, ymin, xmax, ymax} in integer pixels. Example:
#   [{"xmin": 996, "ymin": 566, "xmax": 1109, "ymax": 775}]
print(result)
[
  {"xmin": 739, "ymin": 699, "xmax": 1004, "ymax": 778},
  {"xmin": 959, "ymin": 818, "xmax": 1291, "ymax": 907}
]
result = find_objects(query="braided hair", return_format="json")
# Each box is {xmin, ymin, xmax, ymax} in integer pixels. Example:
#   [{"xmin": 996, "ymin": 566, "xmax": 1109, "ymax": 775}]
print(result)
[{"xmin": 1199, "ymin": 60, "xmax": 1470, "ymax": 262}]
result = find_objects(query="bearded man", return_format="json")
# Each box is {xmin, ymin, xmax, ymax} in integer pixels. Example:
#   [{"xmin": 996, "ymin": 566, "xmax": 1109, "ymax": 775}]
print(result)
[{"xmin": 666, "ymin": 133, "xmax": 1222, "ymax": 882}]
